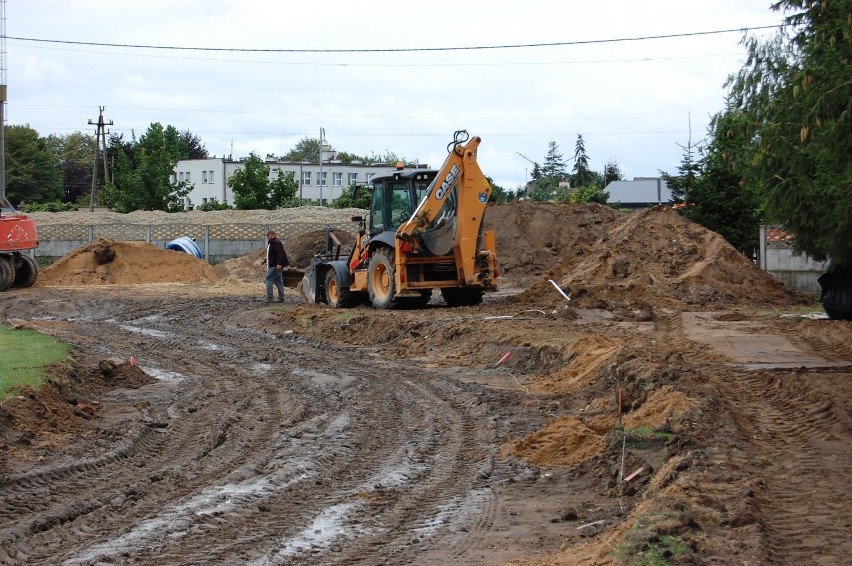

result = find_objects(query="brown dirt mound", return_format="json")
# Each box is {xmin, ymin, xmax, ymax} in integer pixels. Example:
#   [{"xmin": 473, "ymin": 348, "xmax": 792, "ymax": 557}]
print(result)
[
  {"xmin": 531, "ymin": 335, "xmax": 623, "ymax": 394},
  {"xmin": 486, "ymin": 201, "xmax": 624, "ymax": 289},
  {"xmin": 623, "ymin": 385, "xmax": 696, "ymax": 429},
  {"xmin": 286, "ymin": 228, "xmax": 356, "ymax": 268},
  {"xmin": 514, "ymin": 205, "xmax": 813, "ymax": 310},
  {"xmin": 0, "ymin": 356, "xmax": 156, "ymax": 471},
  {"xmin": 37, "ymin": 238, "xmax": 219, "ymax": 286},
  {"xmin": 502, "ymin": 416, "xmax": 606, "ymax": 468}
]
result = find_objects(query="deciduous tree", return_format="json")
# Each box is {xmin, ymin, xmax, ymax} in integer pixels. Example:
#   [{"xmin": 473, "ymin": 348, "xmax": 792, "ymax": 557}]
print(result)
[
  {"xmin": 45, "ymin": 131, "xmax": 95, "ymax": 203},
  {"xmin": 102, "ymin": 123, "xmax": 190, "ymax": 212},
  {"xmin": 268, "ymin": 170, "xmax": 299, "ymax": 208},
  {"xmin": 282, "ymin": 137, "xmax": 321, "ymax": 163},
  {"xmin": 4, "ymin": 125, "xmax": 62, "ymax": 205},
  {"xmin": 332, "ymin": 185, "xmax": 372, "ymax": 209},
  {"xmin": 229, "ymin": 153, "xmax": 271, "ymax": 209}
]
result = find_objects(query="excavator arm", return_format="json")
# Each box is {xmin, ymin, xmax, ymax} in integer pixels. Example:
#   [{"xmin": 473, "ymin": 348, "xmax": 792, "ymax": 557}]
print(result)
[{"xmin": 397, "ymin": 131, "xmax": 495, "ymax": 286}]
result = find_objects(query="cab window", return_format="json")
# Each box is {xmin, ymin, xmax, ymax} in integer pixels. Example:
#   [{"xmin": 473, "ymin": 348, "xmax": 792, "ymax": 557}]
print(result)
[
  {"xmin": 370, "ymin": 181, "xmax": 385, "ymax": 232},
  {"xmin": 389, "ymin": 181, "xmax": 414, "ymax": 229}
]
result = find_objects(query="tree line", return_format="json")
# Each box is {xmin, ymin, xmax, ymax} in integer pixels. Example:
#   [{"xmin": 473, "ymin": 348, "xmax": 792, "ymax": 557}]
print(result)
[
  {"xmin": 523, "ymin": 134, "xmax": 624, "ymax": 205},
  {"xmin": 662, "ymin": 0, "xmax": 849, "ymax": 268},
  {"xmin": 4, "ymin": 1, "xmax": 848, "ymax": 269},
  {"xmin": 3, "ymin": 126, "xmax": 514, "ymax": 213},
  {"xmin": 3, "ymin": 123, "xmax": 208, "ymax": 213}
]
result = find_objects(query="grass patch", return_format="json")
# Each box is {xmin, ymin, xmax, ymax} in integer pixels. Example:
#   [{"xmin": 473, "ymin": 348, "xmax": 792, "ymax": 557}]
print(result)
[
  {"xmin": 613, "ymin": 426, "xmax": 676, "ymax": 449},
  {"xmin": 332, "ymin": 312, "xmax": 360, "ymax": 322},
  {"xmin": 0, "ymin": 325, "xmax": 72, "ymax": 401},
  {"xmin": 742, "ymin": 304, "xmax": 826, "ymax": 319},
  {"xmin": 612, "ymin": 513, "xmax": 692, "ymax": 565}
]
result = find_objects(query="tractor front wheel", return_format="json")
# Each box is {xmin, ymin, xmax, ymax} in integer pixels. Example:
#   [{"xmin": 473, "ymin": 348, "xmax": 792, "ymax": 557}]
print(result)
[
  {"xmin": 324, "ymin": 268, "xmax": 352, "ymax": 308},
  {"xmin": 368, "ymin": 248, "xmax": 396, "ymax": 309}
]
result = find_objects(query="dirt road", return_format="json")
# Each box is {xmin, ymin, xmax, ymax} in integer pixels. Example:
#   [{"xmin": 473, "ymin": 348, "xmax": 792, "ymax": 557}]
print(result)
[
  {"xmin": 1, "ymin": 282, "xmax": 850, "ymax": 565},
  {"xmin": 2, "ymin": 202, "xmax": 851, "ymax": 564},
  {"xmin": 1, "ymin": 285, "xmax": 576, "ymax": 564}
]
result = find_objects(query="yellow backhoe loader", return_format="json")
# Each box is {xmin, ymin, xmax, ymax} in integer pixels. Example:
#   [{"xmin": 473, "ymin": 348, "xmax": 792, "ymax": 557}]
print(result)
[{"xmin": 299, "ymin": 130, "xmax": 498, "ymax": 308}]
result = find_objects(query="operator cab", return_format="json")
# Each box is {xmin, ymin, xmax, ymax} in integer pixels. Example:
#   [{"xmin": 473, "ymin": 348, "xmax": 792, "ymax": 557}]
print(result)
[
  {"xmin": 0, "ymin": 197, "xmax": 19, "ymax": 217},
  {"xmin": 368, "ymin": 169, "xmax": 437, "ymax": 235}
]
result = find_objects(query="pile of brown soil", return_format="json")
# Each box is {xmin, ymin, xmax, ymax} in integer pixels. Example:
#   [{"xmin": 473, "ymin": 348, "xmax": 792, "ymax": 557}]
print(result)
[
  {"xmin": 511, "ymin": 205, "xmax": 812, "ymax": 310},
  {"xmin": 37, "ymin": 238, "xmax": 219, "ymax": 286},
  {"xmin": 0, "ymin": 356, "xmax": 156, "ymax": 471},
  {"xmin": 486, "ymin": 201, "xmax": 623, "ymax": 289}
]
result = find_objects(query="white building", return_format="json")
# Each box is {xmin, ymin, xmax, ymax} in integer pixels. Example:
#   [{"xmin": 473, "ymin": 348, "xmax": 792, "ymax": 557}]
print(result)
[
  {"xmin": 604, "ymin": 177, "xmax": 673, "ymax": 210},
  {"xmin": 173, "ymin": 150, "xmax": 430, "ymax": 209}
]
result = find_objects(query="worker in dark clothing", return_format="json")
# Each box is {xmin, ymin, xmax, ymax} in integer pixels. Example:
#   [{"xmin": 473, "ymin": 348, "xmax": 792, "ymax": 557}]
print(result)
[{"xmin": 265, "ymin": 230, "xmax": 289, "ymax": 301}]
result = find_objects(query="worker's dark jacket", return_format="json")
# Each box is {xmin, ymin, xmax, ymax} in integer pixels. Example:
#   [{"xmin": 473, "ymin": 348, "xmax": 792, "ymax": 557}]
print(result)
[{"xmin": 267, "ymin": 238, "xmax": 289, "ymax": 267}]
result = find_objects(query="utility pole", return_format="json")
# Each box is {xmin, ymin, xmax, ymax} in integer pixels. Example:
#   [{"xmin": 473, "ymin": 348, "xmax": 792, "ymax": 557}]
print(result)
[
  {"xmin": 0, "ymin": 0, "xmax": 7, "ymax": 201},
  {"xmin": 88, "ymin": 106, "xmax": 113, "ymax": 211}
]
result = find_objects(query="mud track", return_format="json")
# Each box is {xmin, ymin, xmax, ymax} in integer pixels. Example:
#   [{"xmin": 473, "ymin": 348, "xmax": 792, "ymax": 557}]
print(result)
[
  {"xmin": 1, "ymin": 284, "xmax": 851, "ymax": 565},
  {"xmin": 0, "ymin": 287, "xmax": 558, "ymax": 565}
]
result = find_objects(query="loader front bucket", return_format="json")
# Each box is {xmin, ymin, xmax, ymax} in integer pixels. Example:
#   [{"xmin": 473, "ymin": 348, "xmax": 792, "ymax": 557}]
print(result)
[
  {"xmin": 298, "ymin": 260, "xmax": 322, "ymax": 303},
  {"xmin": 283, "ymin": 267, "xmax": 305, "ymax": 289}
]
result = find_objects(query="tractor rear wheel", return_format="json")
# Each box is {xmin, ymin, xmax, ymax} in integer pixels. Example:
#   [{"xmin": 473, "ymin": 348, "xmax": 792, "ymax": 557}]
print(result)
[
  {"xmin": 368, "ymin": 248, "xmax": 396, "ymax": 309},
  {"xmin": 441, "ymin": 287, "xmax": 483, "ymax": 307},
  {"xmin": 324, "ymin": 268, "xmax": 352, "ymax": 308},
  {"xmin": 0, "ymin": 257, "xmax": 14, "ymax": 291},
  {"xmin": 13, "ymin": 255, "xmax": 38, "ymax": 288}
]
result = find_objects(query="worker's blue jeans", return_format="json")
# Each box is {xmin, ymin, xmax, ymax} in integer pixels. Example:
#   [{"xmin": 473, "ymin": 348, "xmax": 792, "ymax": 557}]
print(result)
[{"xmin": 265, "ymin": 266, "xmax": 284, "ymax": 299}]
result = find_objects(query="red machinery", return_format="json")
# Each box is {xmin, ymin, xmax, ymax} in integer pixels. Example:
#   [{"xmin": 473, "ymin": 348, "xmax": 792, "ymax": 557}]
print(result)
[{"xmin": 0, "ymin": 197, "xmax": 39, "ymax": 291}]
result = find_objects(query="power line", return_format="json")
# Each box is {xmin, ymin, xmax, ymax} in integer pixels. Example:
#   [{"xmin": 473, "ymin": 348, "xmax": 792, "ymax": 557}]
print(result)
[
  {"xmin": 7, "ymin": 104, "xmax": 713, "ymax": 121},
  {"xmin": 4, "ymin": 24, "xmax": 783, "ymax": 54},
  {"xmin": 8, "ymin": 40, "xmax": 745, "ymax": 67}
]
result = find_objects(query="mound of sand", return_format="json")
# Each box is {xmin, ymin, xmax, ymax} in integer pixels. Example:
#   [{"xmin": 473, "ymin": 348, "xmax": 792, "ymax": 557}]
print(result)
[
  {"xmin": 509, "ymin": 205, "xmax": 812, "ymax": 310},
  {"xmin": 486, "ymin": 201, "xmax": 623, "ymax": 289},
  {"xmin": 37, "ymin": 238, "xmax": 219, "ymax": 286},
  {"xmin": 503, "ymin": 416, "xmax": 607, "ymax": 468},
  {"xmin": 503, "ymin": 385, "xmax": 697, "ymax": 469}
]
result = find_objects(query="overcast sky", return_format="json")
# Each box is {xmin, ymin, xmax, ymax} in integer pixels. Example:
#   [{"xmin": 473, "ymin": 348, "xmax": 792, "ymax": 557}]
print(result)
[{"xmin": 6, "ymin": 0, "xmax": 782, "ymax": 191}]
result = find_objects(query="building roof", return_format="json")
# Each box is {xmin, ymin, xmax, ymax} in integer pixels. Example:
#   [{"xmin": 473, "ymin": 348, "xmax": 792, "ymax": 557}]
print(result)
[
  {"xmin": 765, "ymin": 226, "xmax": 795, "ymax": 244},
  {"xmin": 605, "ymin": 177, "xmax": 672, "ymax": 206}
]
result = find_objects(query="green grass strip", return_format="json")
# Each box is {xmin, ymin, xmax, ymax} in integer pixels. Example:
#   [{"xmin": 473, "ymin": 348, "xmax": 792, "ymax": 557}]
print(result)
[{"xmin": 0, "ymin": 325, "xmax": 71, "ymax": 401}]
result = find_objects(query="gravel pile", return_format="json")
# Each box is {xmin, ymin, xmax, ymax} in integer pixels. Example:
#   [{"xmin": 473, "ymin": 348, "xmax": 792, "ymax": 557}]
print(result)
[{"xmin": 28, "ymin": 206, "xmax": 367, "ymax": 226}]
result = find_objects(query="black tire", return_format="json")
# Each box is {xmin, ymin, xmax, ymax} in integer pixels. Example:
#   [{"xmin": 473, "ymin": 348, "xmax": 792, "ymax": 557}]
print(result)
[
  {"xmin": 368, "ymin": 248, "xmax": 396, "ymax": 309},
  {"xmin": 324, "ymin": 267, "xmax": 352, "ymax": 308},
  {"xmin": 403, "ymin": 289, "xmax": 432, "ymax": 308},
  {"xmin": 441, "ymin": 287, "xmax": 483, "ymax": 307},
  {"xmin": 0, "ymin": 257, "xmax": 12, "ymax": 291},
  {"xmin": 13, "ymin": 255, "xmax": 38, "ymax": 288}
]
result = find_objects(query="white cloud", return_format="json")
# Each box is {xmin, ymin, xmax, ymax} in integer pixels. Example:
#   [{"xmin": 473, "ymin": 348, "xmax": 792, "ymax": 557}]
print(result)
[{"xmin": 7, "ymin": 0, "xmax": 782, "ymax": 189}]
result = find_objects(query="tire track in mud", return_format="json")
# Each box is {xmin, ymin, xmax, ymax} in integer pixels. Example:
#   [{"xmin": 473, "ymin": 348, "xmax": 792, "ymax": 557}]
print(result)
[
  {"xmin": 1, "ymin": 295, "xmax": 310, "ymax": 563},
  {"xmin": 654, "ymin": 308, "xmax": 852, "ymax": 564},
  {"xmin": 1, "ymin": 291, "xmax": 509, "ymax": 565},
  {"xmin": 719, "ymin": 369, "xmax": 852, "ymax": 565},
  {"xmin": 1, "ymin": 361, "xmax": 306, "ymax": 564}
]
